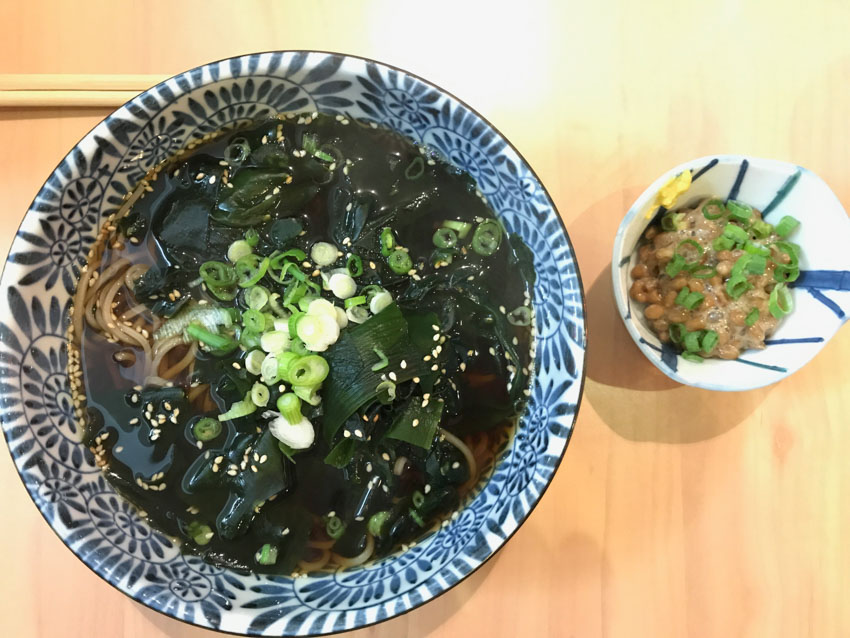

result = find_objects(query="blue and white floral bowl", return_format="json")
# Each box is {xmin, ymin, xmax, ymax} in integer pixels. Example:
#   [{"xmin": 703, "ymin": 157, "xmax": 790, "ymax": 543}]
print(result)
[
  {"xmin": 0, "ymin": 52, "xmax": 586, "ymax": 634},
  {"xmin": 613, "ymin": 155, "xmax": 850, "ymax": 391}
]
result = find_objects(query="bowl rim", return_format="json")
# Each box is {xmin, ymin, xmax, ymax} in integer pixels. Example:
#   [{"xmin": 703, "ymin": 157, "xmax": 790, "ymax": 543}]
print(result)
[
  {"xmin": 612, "ymin": 153, "xmax": 849, "ymax": 391},
  {"xmin": 1, "ymin": 49, "xmax": 588, "ymax": 635}
]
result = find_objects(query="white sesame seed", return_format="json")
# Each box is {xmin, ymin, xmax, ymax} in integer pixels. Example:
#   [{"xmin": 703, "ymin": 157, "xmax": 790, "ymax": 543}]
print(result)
[
  {"xmin": 430, "ymin": 364, "xmax": 438, "ymax": 371},
  {"xmin": 129, "ymin": 417, "xmax": 139, "ymax": 425},
  {"xmin": 232, "ymin": 362, "xmax": 241, "ymax": 370},
  {"xmin": 382, "ymin": 453, "xmax": 391, "ymax": 461},
  {"xmin": 424, "ymin": 355, "xmax": 431, "ymax": 361},
  {"xmin": 400, "ymin": 360, "xmax": 407, "ymax": 369},
  {"xmin": 489, "ymin": 347, "xmax": 496, "ymax": 356},
  {"xmin": 412, "ymin": 419, "xmax": 420, "ymax": 427},
  {"xmin": 424, "ymin": 484, "xmax": 431, "ymax": 494},
  {"xmin": 389, "ymin": 371, "xmax": 397, "ymax": 381},
  {"xmin": 366, "ymin": 462, "xmax": 373, "ymax": 472},
  {"xmin": 260, "ymin": 454, "xmax": 267, "ymax": 463},
  {"xmin": 343, "ymin": 430, "xmax": 351, "ymax": 438},
  {"xmin": 432, "ymin": 334, "xmax": 440, "ymax": 341},
  {"xmin": 354, "ymin": 429, "xmax": 363, "ymax": 437}
]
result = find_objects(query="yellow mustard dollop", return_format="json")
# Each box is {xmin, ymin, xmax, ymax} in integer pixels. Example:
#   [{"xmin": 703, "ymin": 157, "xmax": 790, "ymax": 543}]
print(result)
[{"xmin": 645, "ymin": 169, "xmax": 692, "ymax": 218}]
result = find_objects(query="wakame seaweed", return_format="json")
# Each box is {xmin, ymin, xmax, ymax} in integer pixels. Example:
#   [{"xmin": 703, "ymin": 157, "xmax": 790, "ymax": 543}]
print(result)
[{"xmin": 74, "ymin": 112, "xmax": 535, "ymax": 575}]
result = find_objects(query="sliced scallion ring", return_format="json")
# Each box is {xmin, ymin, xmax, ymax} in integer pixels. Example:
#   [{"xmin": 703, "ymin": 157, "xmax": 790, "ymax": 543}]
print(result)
[
  {"xmin": 769, "ymin": 283, "xmax": 793, "ymax": 318},
  {"xmin": 701, "ymin": 199, "xmax": 726, "ymax": 220},
  {"xmin": 193, "ymin": 417, "xmax": 221, "ymax": 442}
]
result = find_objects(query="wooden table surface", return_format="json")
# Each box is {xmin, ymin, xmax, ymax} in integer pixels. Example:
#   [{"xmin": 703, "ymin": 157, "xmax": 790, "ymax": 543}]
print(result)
[{"xmin": 2, "ymin": 2, "xmax": 849, "ymax": 636}]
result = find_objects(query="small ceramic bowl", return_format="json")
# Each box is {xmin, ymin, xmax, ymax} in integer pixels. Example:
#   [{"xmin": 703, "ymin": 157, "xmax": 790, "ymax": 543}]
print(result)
[
  {"xmin": 0, "ymin": 52, "xmax": 586, "ymax": 635},
  {"xmin": 613, "ymin": 155, "xmax": 850, "ymax": 391}
]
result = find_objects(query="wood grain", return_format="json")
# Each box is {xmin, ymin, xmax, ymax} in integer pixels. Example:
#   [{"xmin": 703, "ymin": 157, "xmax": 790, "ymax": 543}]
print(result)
[{"xmin": 1, "ymin": 1, "xmax": 849, "ymax": 637}]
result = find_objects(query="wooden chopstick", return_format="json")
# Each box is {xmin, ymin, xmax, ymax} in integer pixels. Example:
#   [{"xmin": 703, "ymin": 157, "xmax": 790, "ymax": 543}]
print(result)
[{"xmin": 0, "ymin": 74, "xmax": 167, "ymax": 108}]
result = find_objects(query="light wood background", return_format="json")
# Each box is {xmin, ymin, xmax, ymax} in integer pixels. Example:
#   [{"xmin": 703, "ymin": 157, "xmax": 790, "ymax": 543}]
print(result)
[{"xmin": 1, "ymin": 1, "xmax": 849, "ymax": 637}]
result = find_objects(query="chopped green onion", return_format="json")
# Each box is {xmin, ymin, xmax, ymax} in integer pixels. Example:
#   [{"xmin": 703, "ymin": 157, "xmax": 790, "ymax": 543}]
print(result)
[
  {"xmin": 731, "ymin": 254, "xmax": 752, "ymax": 278},
  {"xmin": 682, "ymin": 291, "xmax": 705, "ymax": 310},
  {"xmin": 186, "ymin": 521, "xmax": 214, "ymax": 546},
  {"xmin": 676, "ymin": 239, "xmax": 704, "ymax": 259},
  {"xmin": 665, "ymin": 254, "xmax": 687, "ymax": 277},
  {"xmin": 276, "ymin": 351, "xmax": 301, "ymax": 382},
  {"xmin": 326, "ymin": 515, "xmax": 346, "ymax": 539},
  {"xmin": 380, "ymin": 227, "xmax": 395, "ymax": 256},
  {"xmin": 471, "ymin": 220, "xmax": 502, "ymax": 256},
  {"xmin": 431, "ymin": 248, "xmax": 455, "ymax": 267},
  {"xmin": 251, "ymin": 382, "xmax": 270, "ymax": 407},
  {"xmin": 702, "ymin": 199, "xmax": 726, "ymax": 220},
  {"xmin": 404, "ymin": 156, "xmax": 425, "ymax": 180},
  {"xmin": 368, "ymin": 510, "xmax": 391, "ymax": 536},
  {"xmin": 235, "ymin": 255, "xmax": 270, "ymax": 288},
  {"xmin": 775, "ymin": 215, "xmax": 800, "ymax": 238},
  {"xmin": 682, "ymin": 331, "xmax": 700, "ymax": 352},
  {"xmin": 193, "ymin": 417, "xmax": 221, "ymax": 442},
  {"xmin": 743, "ymin": 241, "xmax": 770, "ymax": 257},
  {"xmin": 726, "ymin": 200, "xmax": 753, "ymax": 224},
  {"xmin": 288, "ymin": 311, "xmax": 305, "ymax": 337},
  {"xmin": 244, "ymin": 228, "xmax": 260, "ymax": 247},
  {"xmin": 185, "ymin": 324, "xmax": 235, "ymax": 351},
  {"xmin": 411, "ymin": 490, "xmax": 425, "ymax": 509},
  {"xmin": 746, "ymin": 255, "xmax": 767, "ymax": 275},
  {"xmin": 328, "ymin": 272, "xmax": 357, "ymax": 299},
  {"xmin": 701, "ymin": 330, "xmax": 718, "ymax": 354},
  {"xmin": 371, "ymin": 347, "xmax": 389, "ymax": 371},
  {"xmin": 432, "ymin": 228, "xmax": 458, "ymax": 249},
  {"xmin": 200, "ymin": 260, "xmax": 237, "ymax": 288},
  {"xmin": 310, "ymin": 242, "xmax": 338, "ymax": 267},
  {"xmin": 661, "ymin": 212, "xmax": 686, "ymax": 231},
  {"xmin": 376, "ymin": 380, "xmax": 396, "ymax": 404},
  {"xmin": 242, "ymin": 309, "xmax": 265, "ymax": 333},
  {"xmin": 302, "ymin": 132, "xmax": 319, "ymax": 154},
  {"xmin": 682, "ymin": 352, "xmax": 704, "ymax": 363},
  {"xmin": 722, "ymin": 223, "xmax": 749, "ymax": 244},
  {"xmin": 292, "ymin": 384, "xmax": 321, "ymax": 405},
  {"xmin": 344, "ymin": 295, "xmax": 366, "ymax": 309},
  {"xmin": 261, "ymin": 353, "xmax": 280, "ymax": 383},
  {"xmin": 227, "ymin": 239, "xmax": 253, "ymax": 263},
  {"xmin": 369, "ymin": 290, "xmax": 393, "ymax": 315},
  {"xmin": 346, "ymin": 306, "xmax": 370, "ymax": 324},
  {"xmin": 255, "ymin": 543, "xmax": 278, "ymax": 565},
  {"xmin": 745, "ymin": 308, "xmax": 760, "ymax": 326},
  {"xmin": 260, "ymin": 330, "xmax": 290, "ymax": 354},
  {"xmin": 289, "ymin": 355, "xmax": 329, "ymax": 386},
  {"xmin": 276, "ymin": 393, "xmax": 302, "ymax": 424},
  {"xmin": 245, "ymin": 285, "xmax": 270, "ymax": 310},
  {"xmin": 218, "ymin": 393, "xmax": 257, "ymax": 421},
  {"xmin": 245, "ymin": 349, "xmax": 265, "ymax": 375},
  {"xmin": 772, "ymin": 241, "xmax": 800, "ymax": 268},
  {"xmin": 507, "ymin": 305, "xmax": 532, "ymax": 326},
  {"xmin": 751, "ymin": 220, "xmax": 774, "ymax": 239},
  {"xmin": 669, "ymin": 323, "xmax": 686, "ymax": 344},
  {"xmin": 346, "ymin": 254, "xmax": 363, "ymax": 277},
  {"xmin": 240, "ymin": 328, "xmax": 262, "ymax": 350},
  {"xmin": 726, "ymin": 275, "xmax": 752, "ymax": 299},
  {"xmin": 675, "ymin": 286, "xmax": 691, "ymax": 306},
  {"xmin": 409, "ymin": 509, "xmax": 426, "ymax": 527},
  {"xmin": 769, "ymin": 283, "xmax": 793, "ymax": 318},
  {"xmin": 690, "ymin": 265, "xmax": 717, "ymax": 279},
  {"xmin": 388, "ymin": 249, "xmax": 413, "ymax": 274},
  {"xmin": 712, "ymin": 235, "xmax": 735, "ymax": 252},
  {"xmin": 442, "ymin": 220, "xmax": 473, "ymax": 239},
  {"xmin": 773, "ymin": 266, "xmax": 800, "ymax": 283}
]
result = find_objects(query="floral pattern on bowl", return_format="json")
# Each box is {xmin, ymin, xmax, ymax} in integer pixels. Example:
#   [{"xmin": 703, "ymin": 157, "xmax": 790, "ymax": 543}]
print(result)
[{"xmin": 0, "ymin": 52, "xmax": 586, "ymax": 635}]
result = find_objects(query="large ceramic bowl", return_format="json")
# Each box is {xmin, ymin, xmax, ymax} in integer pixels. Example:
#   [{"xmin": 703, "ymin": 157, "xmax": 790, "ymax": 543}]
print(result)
[
  {"xmin": 613, "ymin": 155, "xmax": 850, "ymax": 391},
  {"xmin": 0, "ymin": 52, "xmax": 586, "ymax": 634}
]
